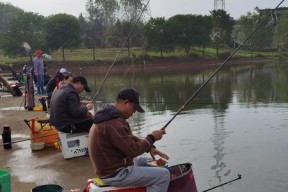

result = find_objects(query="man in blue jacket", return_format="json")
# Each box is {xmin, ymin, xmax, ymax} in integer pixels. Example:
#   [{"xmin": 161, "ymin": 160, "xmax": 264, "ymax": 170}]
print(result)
[{"xmin": 33, "ymin": 49, "xmax": 45, "ymax": 95}]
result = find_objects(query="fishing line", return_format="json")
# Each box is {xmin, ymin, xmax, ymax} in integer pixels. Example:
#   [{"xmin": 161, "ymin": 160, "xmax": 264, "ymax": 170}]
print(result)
[
  {"xmin": 91, "ymin": 0, "xmax": 151, "ymax": 103},
  {"xmin": 161, "ymin": 0, "xmax": 285, "ymax": 130}
]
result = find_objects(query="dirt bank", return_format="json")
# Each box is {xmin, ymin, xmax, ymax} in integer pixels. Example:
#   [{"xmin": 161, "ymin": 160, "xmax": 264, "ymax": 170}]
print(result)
[
  {"xmin": 3, "ymin": 56, "xmax": 273, "ymax": 76},
  {"xmin": 51, "ymin": 57, "xmax": 273, "ymax": 75}
]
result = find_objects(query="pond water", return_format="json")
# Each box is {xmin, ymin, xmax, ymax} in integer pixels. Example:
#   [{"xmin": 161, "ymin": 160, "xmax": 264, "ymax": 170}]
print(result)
[{"xmin": 84, "ymin": 62, "xmax": 288, "ymax": 192}]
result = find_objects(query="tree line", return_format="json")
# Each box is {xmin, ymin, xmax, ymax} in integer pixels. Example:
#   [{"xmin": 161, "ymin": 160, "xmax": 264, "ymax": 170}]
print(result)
[{"xmin": 0, "ymin": 1, "xmax": 288, "ymax": 60}]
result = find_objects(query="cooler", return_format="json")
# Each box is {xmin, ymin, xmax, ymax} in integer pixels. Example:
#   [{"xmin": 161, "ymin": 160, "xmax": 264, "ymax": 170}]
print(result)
[{"xmin": 58, "ymin": 132, "xmax": 88, "ymax": 159}]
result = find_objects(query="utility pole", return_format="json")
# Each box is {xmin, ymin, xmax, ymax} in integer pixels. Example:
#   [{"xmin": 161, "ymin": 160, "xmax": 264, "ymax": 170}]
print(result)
[{"xmin": 214, "ymin": 0, "xmax": 225, "ymax": 10}]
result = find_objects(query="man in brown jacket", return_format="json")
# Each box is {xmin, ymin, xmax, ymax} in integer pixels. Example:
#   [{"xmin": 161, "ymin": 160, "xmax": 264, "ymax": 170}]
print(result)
[{"xmin": 88, "ymin": 88, "xmax": 170, "ymax": 192}]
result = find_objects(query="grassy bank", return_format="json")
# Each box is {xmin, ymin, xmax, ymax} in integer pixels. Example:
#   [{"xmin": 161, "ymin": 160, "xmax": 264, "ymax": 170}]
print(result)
[{"xmin": 0, "ymin": 47, "xmax": 281, "ymax": 72}]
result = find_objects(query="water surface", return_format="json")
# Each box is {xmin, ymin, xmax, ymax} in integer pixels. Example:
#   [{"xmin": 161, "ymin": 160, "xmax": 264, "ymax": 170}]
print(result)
[{"xmin": 84, "ymin": 62, "xmax": 288, "ymax": 192}]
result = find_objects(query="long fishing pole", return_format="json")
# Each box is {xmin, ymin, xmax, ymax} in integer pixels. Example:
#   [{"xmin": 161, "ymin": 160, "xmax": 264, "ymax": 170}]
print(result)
[
  {"xmin": 202, "ymin": 174, "xmax": 242, "ymax": 192},
  {"xmin": 161, "ymin": 0, "xmax": 285, "ymax": 130},
  {"xmin": 91, "ymin": 0, "xmax": 151, "ymax": 103},
  {"xmin": 0, "ymin": 133, "xmax": 58, "ymax": 147}
]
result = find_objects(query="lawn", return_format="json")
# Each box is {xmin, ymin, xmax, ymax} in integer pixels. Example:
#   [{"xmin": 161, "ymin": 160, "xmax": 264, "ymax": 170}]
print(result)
[{"xmin": 0, "ymin": 47, "xmax": 279, "ymax": 66}]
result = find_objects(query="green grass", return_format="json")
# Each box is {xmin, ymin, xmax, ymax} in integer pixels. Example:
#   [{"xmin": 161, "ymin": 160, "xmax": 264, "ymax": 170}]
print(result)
[{"xmin": 0, "ymin": 47, "xmax": 279, "ymax": 65}]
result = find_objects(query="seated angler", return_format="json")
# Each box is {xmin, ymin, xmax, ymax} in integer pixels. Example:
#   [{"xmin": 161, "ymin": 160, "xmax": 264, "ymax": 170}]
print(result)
[
  {"xmin": 49, "ymin": 76, "xmax": 93, "ymax": 133},
  {"xmin": 88, "ymin": 88, "xmax": 170, "ymax": 192}
]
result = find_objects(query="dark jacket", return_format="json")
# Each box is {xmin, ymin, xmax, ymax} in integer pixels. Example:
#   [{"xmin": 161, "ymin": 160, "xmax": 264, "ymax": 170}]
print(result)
[
  {"xmin": 46, "ymin": 72, "xmax": 64, "ymax": 97},
  {"xmin": 89, "ymin": 105, "xmax": 155, "ymax": 177},
  {"xmin": 49, "ymin": 84, "xmax": 89, "ymax": 130}
]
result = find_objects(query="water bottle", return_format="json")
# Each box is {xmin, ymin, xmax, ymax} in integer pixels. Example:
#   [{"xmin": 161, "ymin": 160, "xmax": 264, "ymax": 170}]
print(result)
[{"xmin": 2, "ymin": 125, "xmax": 12, "ymax": 149}]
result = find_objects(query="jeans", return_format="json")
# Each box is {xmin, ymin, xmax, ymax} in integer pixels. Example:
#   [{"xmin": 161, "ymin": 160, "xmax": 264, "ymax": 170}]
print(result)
[
  {"xmin": 36, "ymin": 75, "xmax": 45, "ymax": 94},
  {"xmin": 101, "ymin": 156, "xmax": 170, "ymax": 192}
]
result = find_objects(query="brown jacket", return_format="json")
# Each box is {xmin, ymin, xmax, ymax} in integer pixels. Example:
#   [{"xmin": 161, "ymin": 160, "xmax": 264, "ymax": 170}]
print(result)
[{"xmin": 88, "ymin": 105, "xmax": 155, "ymax": 178}]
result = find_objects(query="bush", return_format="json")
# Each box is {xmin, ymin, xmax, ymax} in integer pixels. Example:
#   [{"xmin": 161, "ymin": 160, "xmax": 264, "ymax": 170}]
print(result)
[
  {"xmin": 217, "ymin": 51, "xmax": 231, "ymax": 59},
  {"xmin": 255, "ymin": 54, "xmax": 265, "ymax": 57},
  {"xmin": 188, "ymin": 52, "xmax": 201, "ymax": 58}
]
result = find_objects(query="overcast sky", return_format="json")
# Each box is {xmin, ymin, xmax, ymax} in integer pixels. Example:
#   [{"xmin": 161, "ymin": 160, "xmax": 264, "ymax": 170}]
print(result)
[{"xmin": 2, "ymin": 0, "xmax": 287, "ymax": 20}]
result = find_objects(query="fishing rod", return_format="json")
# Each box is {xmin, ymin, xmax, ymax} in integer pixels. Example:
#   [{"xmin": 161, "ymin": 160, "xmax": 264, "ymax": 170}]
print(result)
[
  {"xmin": 161, "ymin": 0, "xmax": 285, "ymax": 130},
  {"xmin": 0, "ymin": 133, "xmax": 58, "ymax": 147},
  {"xmin": 202, "ymin": 174, "xmax": 242, "ymax": 192},
  {"xmin": 91, "ymin": 0, "xmax": 151, "ymax": 103}
]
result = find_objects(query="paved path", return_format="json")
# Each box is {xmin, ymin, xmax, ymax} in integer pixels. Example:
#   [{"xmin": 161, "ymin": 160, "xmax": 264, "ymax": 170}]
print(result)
[{"xmin": 0, "ymin": 96, "xmax": 93, "ymax": 191}]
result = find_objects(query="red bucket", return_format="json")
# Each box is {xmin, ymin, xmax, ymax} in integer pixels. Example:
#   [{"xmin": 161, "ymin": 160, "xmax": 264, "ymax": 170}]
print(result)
[{"xmin": 168, "ymin": 163, "xmax": 198, "ymax": 192}]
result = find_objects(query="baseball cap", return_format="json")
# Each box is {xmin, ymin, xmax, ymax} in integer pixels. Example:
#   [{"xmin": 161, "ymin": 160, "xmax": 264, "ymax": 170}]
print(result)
[
  {"xmin": 73, "ymin": 76, "xmax": 91, "ymax": 92},
  {"xmin": 35, "ymin": 49, "xmax": 43, "ymax": 56},
  {"xmin": 59, "ymin": 68, "xmax": 71, "ymax": 74},
  {"xmin": 116, "ymin": 88, "xmax": 145, "ymax": 113}
]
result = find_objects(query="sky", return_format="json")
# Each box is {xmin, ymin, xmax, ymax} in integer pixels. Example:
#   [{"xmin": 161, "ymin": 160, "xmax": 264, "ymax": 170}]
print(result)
[{"xmin": 2, "ymin": 0, "xmax": 287, "ymax": 20}]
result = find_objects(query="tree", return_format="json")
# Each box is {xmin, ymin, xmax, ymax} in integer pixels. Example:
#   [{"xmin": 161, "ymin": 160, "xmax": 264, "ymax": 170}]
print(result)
[
  {"xmin": 0, "ymin": 3, "xmax": 23, "ymax": 36},
  {"xmin": 45, "ymin": 14, "xmax": 82, "ymax": 61},
  {"xmin": 143, "ymin": 17, "xmax": 171, "ymax": 57},
  {"xmin": 236, "ymin": 13, "xmax": 273, "ymax": 53},
  {"xmin": 106, "ymin": 19, "xmax": 143, "ymax": 56},
  {"xmin": 210, "ymin": 10, "xmax": 234, "ymax": 55},
  {"xmin": 1, "ymin": 11, "xmax": 45, "ymax": 56},
  {"xmin": 119, "ymin": 0, "xmax": 146, "ymax": 22},
  {"xmin": 167, "ymin": 14, "xmax": 212, "ymax": 55},
  {"xmin": 84, "ymin": 0, "xmax": 119, "ymax": 49},
  {"xmin": 276, "ymin": 12, "xmax": 288, "ymax": 50},
  {"xmin": 194, "ymin": 15, "xmax": 212, "ymax": 55}
]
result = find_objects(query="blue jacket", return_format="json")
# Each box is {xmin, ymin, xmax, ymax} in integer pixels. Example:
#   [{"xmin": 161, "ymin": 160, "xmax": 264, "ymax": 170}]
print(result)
[{"xmin": 33, "ymin": 56, "xmax": 44, "ymax": 76}]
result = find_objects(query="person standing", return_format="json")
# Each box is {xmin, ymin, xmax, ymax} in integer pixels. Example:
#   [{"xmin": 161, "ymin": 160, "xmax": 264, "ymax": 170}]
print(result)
[
  {"xmin": 49, "ymin": 76, "xmax": 93, "ymax": 133},
  {"xmin": 88, "ymin": 88, "xmax": 170, "ymax": 192},
  {"xmin": 33, "ymin": 49, "xmax": 45, "ymax": 95}
]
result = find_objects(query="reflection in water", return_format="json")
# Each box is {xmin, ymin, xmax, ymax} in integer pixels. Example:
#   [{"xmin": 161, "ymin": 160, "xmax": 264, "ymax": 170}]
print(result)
[
  {"xmin": 211, "ymin": 112, "xmax": 230, "ymax": 186},
  {"xmin": 209, "ymin": 73, "xmax": 232, "ymax": 188}
]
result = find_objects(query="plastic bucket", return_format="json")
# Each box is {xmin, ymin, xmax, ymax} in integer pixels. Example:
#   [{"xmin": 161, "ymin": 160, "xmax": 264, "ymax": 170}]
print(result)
[
  {"xmin": 31, "ymin": 184, "xmax": 63, "ymax": 192},
  {"xmin": 0, "ymin": 169, "xmax": 11, "ymax": 192},
  {"xmin": 168, "ymin": 163, "xmax": 198, "ymax": 192}
]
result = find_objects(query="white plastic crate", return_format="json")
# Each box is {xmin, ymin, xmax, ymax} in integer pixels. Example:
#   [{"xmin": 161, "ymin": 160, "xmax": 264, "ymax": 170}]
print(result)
[{"xmin": 59, "ymin": 132, "xmax": 88, "ymax": 159}]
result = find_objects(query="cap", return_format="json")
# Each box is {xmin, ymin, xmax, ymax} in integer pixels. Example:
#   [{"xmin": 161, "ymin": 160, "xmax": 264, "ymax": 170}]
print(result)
[
  {"xmin": 59, "ymin": 68, "xmax": 71, "ymax": 74},
  {"xmin": 35, "ymin": 49, "xmax": 43, "ymax": 56},
  {"xmin": 116, "ymin": 88, "xmax": 145, "ymax": 113},
  {"xmin": 73, "ymin": 76, "xmax": 91, "ymax": 92}
]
